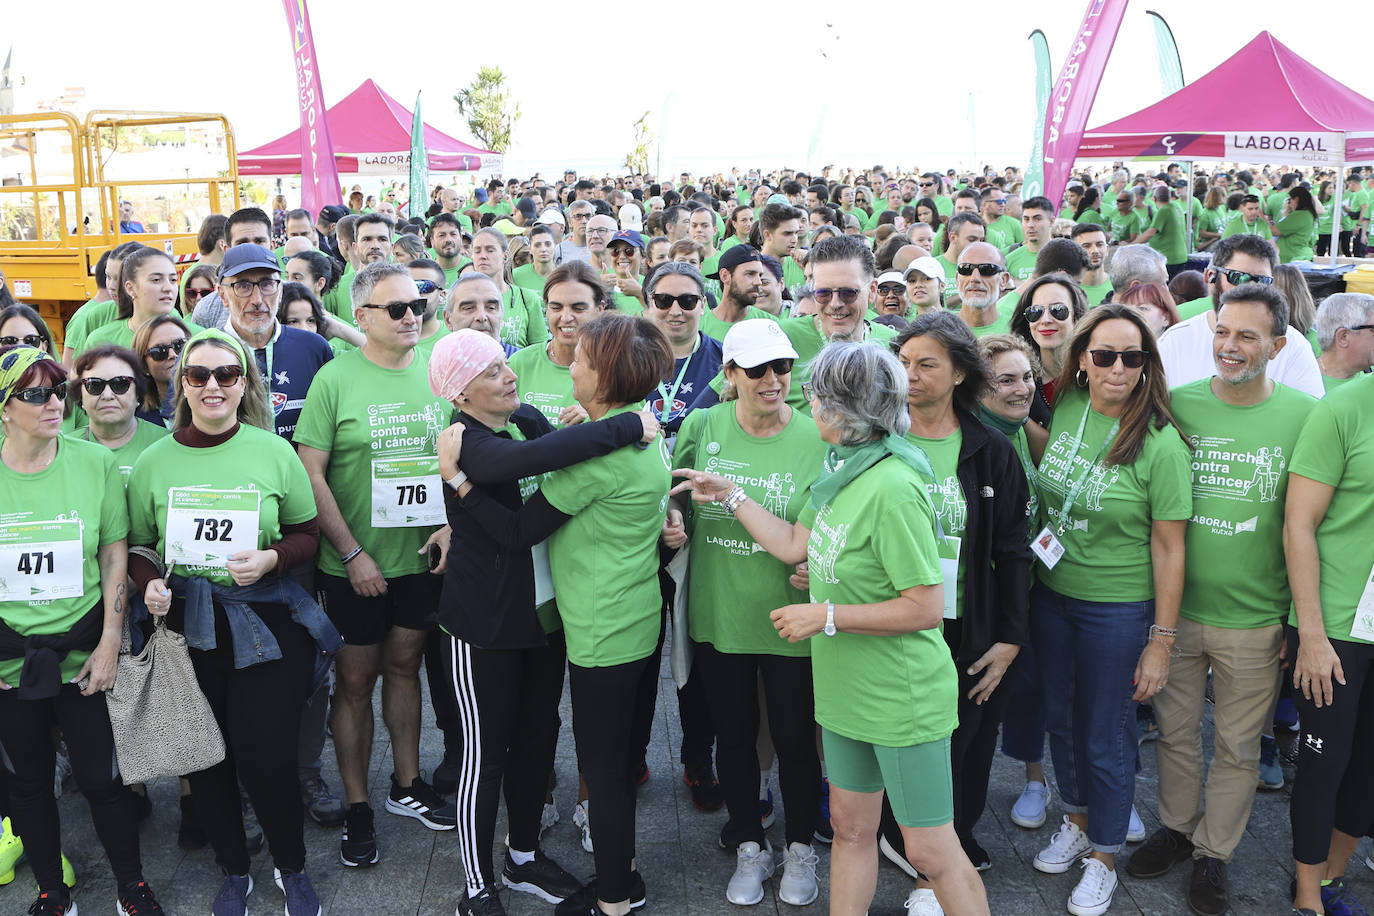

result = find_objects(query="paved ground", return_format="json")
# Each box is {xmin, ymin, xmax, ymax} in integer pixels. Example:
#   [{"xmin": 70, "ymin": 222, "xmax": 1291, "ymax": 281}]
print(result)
[{"xmin": 21, "ymin": 649, "xmax": 1374, "ymax": 915}]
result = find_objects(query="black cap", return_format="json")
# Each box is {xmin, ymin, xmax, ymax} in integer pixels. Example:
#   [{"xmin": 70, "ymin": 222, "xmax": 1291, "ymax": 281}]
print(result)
[
  {"xmin": 715, "ymin": 244, "xmax": 763, "ymax": 279},
  {"xmin": 318, "ymin": 205, "xmax": 349, "ymax": 224}
]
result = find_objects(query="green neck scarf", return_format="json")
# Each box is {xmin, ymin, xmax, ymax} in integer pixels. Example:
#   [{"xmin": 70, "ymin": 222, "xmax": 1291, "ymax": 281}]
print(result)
[
  {"xmin": 809, "ymin": 433, "xmax": 935, "ymax": 512},
  {"xmin": 977, "ymin": 404, "xmax": 1027, "ymax": 438}
]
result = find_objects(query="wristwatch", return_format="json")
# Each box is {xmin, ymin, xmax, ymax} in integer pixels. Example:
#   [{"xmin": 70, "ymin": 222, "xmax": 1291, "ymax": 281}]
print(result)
[{"xmin": 823, "ymin": 600, "xmax": 837, "ymax": 637}]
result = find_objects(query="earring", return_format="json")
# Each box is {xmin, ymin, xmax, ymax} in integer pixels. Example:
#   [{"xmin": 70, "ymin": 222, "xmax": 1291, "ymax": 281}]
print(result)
[
  {"xmin": 1075, "ymin": 370, "xmax": 1088, "ymax": 388},
  {"xmin": 1139, "ymin": 371, "xmax": 1148, "ymax": 386}
]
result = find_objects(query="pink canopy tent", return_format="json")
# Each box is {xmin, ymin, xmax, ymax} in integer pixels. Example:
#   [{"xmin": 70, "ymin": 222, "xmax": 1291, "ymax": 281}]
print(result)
[{"xmin": 238, "ymin": 79, "xmax": 502, "ymax": 176}]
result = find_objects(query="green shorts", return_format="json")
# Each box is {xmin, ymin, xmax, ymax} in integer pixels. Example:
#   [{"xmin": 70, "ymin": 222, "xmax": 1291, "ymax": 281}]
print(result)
[{"xmin": 822, "ymin": 728, "xmax": 954, "ymax": 828}]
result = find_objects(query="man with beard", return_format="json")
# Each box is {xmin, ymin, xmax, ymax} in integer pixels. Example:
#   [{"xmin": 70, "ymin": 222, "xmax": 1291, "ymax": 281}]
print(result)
[
  {"xmin": 429, "ymin": 213, "xmax": 473, "ymax": 289},
  {"xmin": 982, "ymin": 188, "xmax": 1023, "ymax": 247},
  {"xmin": 1071, "ymin": 223, "xmax": 1114, "ymax": 305},
  {"xmin": 954, "ymin": 241, "xmax": 1013, "ymax": 337},
  {"xmin": 935, "ymin": 212, "xmax": 987, "ymax": 305},
  {"xmin": 701, "ymin": 245, "xmax": 776, "ymax": 342}
]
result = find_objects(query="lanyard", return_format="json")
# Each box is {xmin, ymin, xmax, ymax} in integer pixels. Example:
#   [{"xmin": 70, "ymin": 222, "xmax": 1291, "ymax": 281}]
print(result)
[
  {"xmin": 656, "ymin": 335, "xmax": 700, "ymax": 421},
  {"xmin": 1053, "ymin": 403, "xmax": 1119, "ymax": 537}
]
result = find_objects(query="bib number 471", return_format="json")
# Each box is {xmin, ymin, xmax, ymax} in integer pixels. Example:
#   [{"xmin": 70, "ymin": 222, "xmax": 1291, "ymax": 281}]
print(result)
[
  {"xmin": 395, "ymin": 483, "xmax": 428, "ymax": 505},
  {"xmin": 193, "ymin": 517, "xmax": 235, "ymax": 541},
  {"xmin": 16, "ymin": 551, "xmax": 54, "ymax": 575}
]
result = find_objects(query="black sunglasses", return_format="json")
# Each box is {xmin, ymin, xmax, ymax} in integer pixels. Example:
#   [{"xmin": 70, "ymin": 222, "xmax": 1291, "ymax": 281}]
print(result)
[
  {"xmin": 0, "ymin": 334, "xmax": 44, "ymax": 348},
  {"xmin": 741, "ymin": 358, "xmax": 794, "ymax": 379},
  {"xmin": 1025, "ymin": 303, "xmax": 1071, "ymax": 322},
  {"xmin": 877, "ymin": 283, "xmax": 906, "ymax": 295},
  {"xmin": 81, "ymin": 376, "xmax": 135, "ymax": 396},
  {"xmin": 183, "ymin": 365, "xmax": 245, "ymax": 388},
  {"xmin": 363, "ymin": 299, "xmax": 427, "ymax": 320},
  {"xmin": 1216, "ymin": 268, "xmax": 1273, "ymax": 287},
  {"xmin": 184, "ymin": 287, "xmax": 214, "ymax": 301},
  {"xmin": 812, "ymin": 287, "xmax": 863, "ymax": 306},
  {"xmin": 1087, "ymin": 349, "xmax": 1147, "ymax": 369},
  {"xmin": 650, "ymin": 293, "xmax": 701, "ymax": 311},
  {"xmin": 147, "ymin": 338, "xmax": 187, "ymax": 362},
  {"xmin": 11, "ymin": 382, "xmax": 67, "ymax": 404},
  {"xmin": 415, "ymin": 279, "xmax": 442, "ymax": 295},
  {"xmin": 957, "ymin": 263, "xmax": 1003, "ymax": 277}
]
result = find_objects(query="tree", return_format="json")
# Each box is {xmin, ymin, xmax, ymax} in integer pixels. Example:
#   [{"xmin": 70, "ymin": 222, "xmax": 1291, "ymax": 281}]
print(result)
[
  {"xmin": 624, "ymin": 111, "xmax": 653, "ymax": 174},
  {"xmin": 454, "ymin": 66, "xmax": 520, "ymax": 154}
]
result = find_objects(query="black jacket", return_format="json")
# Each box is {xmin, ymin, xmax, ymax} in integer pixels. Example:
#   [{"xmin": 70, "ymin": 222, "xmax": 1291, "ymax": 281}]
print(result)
[
  {"xmin": 945, "ymin": 407, "xmax": 1034, "ymax": 668},
  {"xmin": 440, "ymin": 405, "xmax": 642, "ymax": 649}
]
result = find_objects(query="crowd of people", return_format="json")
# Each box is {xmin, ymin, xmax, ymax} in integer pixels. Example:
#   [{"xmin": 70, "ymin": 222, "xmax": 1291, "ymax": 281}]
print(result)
[{"xmin": 1, "ymin": 159, "xmax": 1373, "ymax": 916}]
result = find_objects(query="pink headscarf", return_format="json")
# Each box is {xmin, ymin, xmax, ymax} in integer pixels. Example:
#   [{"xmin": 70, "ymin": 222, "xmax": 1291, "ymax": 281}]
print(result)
[{"xmin": 428, "ymin": 329, "xmax": 505, "ymax": 402}]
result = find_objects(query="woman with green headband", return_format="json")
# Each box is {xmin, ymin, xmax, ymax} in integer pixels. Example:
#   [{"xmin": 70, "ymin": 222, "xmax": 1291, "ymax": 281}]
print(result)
[
  {"xmin": 125, "ymin": 328, "xmax": 340, "ymax": 916},
  {"xmin": 672, "ymin": 340, "xmax": 991, "ymax": 915},
  {"xmin": 0, "ymin": 345, "xmax": 166, "ymax": 916}
]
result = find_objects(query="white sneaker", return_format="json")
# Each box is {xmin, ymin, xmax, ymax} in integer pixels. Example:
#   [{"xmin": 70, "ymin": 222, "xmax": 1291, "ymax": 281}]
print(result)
[
  {"xmin": 1126, "ymin": 805, "xmax": 1145, "ymax": 843},
  {"xmin": 1010, "ymin": 780, "xmax": 1051, "ymax": 829},
  {"xmin": 1066, "ymin": 857, "xmax": 1117, "ymax": 916},
  {"xmin": 539, "ymin": 802, "xmax": 559, "ymax": 837},
  {"xmin": 572, "ymin": 800, "xmax": 593, "ymax": 853},
  {"xmin": 726, "ymin": 840, "xmax": 775, "ymax": 906},
  {"xmin": 1033, "ymin": 816, "xmax": 1092, "ymax": 874},
  {"xmin": 777, "ymin": 842, "xmax": 819, "ymax": 906},
  {"xmin": 904, "ymin": 887, "xmax": 945, "ymax": 915},
  {"xmin": 879, "ymin": 834, "xmax": 921, "ymax": 881}
]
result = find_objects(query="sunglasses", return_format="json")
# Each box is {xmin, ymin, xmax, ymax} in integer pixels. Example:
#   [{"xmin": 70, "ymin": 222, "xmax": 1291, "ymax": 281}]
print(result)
[
  {"xmin": 362, "ymin": 299, "xmax": 427, "ymax": 320},
  {"xmin": 185, "ymin": 287, "xmax": 214, "ymax": 301},
  {"xmin": 812, "ymin": 287, "xmax": 863, "ymax": 306},
  {"xmin": 741, "ymin": 358, "xmax": 794, "ymax": 379},
  {"xmin": 183, "ymin": 364, "xmax": 245, "ymax": 388},
  {"xmin": 147, "ymin": 338, "xmax": 187, "ymax": 362},
  {"xmin": 650, "ymin": 293, "xmax": 701, "ymax": 311},
  {"xmin": 956, "ymin": 263, "xmax": 1003, "ymax": 277},
  {"xmin": 81, "ymin": 376, "xmax": 135, "ymax": 396},
  {"xmin": 877, "ymin": 283, "xmax": 905, "ymax": 296},
  {"xmin": 414, "ymin": 279, "xmax": 443, "ymax": 295},
  {"xmin": 1087, "ymin": 349, "xmax": 1147, "ymax": 369},
  {"xmin": 10, "ymin": 381, "xmax": 67, "ymax": 404},
  {"xmin": 1215, "ymin": 268, "xmax": 1273, "ymax": 287},
  {"xmin": 919, "ymin": 182, "xmax": 935, "ymax": 188},
  {"xmin": 0, "ymin": 334, "xmax": 44, "ymax": 348},
  {"xmin": 1025, "ymin": 303, "xmax": 1071, "ymax": 322}
]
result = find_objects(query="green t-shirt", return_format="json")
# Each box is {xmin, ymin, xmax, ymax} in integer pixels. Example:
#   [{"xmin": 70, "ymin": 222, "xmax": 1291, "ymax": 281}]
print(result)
[
  {"xmin": 66, "ymin": 420, "xmax": 169, "ymax": 485},
  {"xmin": 440, "ymin": 261, "xmax": 474, "ymax": 292},
  {"xmin": 476, "ymin": 201, "xmax": 513, "ymax": 217},
  {"xmin": 1148, "ymin": 202, "xmax": 1188, "ymax": 266},
  {"xmin": 0, "ymin": 438, "xmax": 129, "ymax": 686},
  {"xmin": 509, "ymin": 342, "xmax": 575, "ymax": 427},
  {"xmin": 991, "ymin": 214, "xmax": 1024, "ymax": 245},
  {"xmin": 1265, "ymin": 192, "xmax": 1288, "ymax": 223},
  {"xmin": 540, "ymin": 407, "xmax": 673, "ymax": 667},
  {"xmin": 698, "ymin": 305, "xmax": 776, "ymax": 344},
  {"xmin": 799, "ymin": 456, "xmax": 956, "ymax": 747},
  {"xmin": 1176, "ymin": 296, "xmax": 1213, "ymax": 321},
  {"xmin": 936, "ymin": 253, "xmax": 960, "ymax": 288},
  {"xmin": 934, "ymin": 197, "xmax": 954, "ymax": 217},
  {"xmin": 907, "ymin": 430, "xmax": 967, "ymax": 617},
  {"xmin": 415, "ymin": 325, "xmax": 450, "ymax": 355},
  {"xmin": 292, "ymin": 348, "xmax": 450, "ymax": 578},
  {"xmin": 1275, "ymin": 210, "xmax": 1316, "ymax": 263},
  {"xmin": 502, "ymin": 285, "xmax": 549, "ymax": 349},
  {"xmin": 426, "ymin": 211, "xmax": 474, "ymax": 233},
  {"xmin": 323, "ymin": 264, "xmax": 357, "ymax": 323},
  {"xmin": 1196, "ymin": 207, "xmax": 1226, "ymax": 244},
  {"xmin": 1035, "ymin": 389, "xmax": 1193, "ymax": 602},
  {"xmin": 675, "ymin": 404, "xmax": 826, "ymax": 655},
  {"xmin": 1170, "ymin": 379, "xmax": 1316, "ymax": 628},
  {"xmin": 62, "ymin": 298, "xmax": 119, "ymax": 354},
  {"xmin": 82, "ymin": 316, "xmax": 205, "ymax": 355},
  {"xmin": 1321, "ymin": 372, "xmax": 1357, "ymax": 395},
  {"xmin": 1222, "ymin": 214, "xmax": 1274, "ymax": 240},
  {"xmin": 1075, "ymin": 208, "xmax": 1104, "ymax": 226},
  {"xmin": 1006, "ymin": 246, "xmax": 1038, "ymax": 282},
  {"xmin": 774, "ymin": 317, "xmax": 897, "ymax": 412},
  {"xmin": 1083, "ymin": 280, "xmax": 1113, "ymax": 306},
  {"xmin": 1107, "ymin": 208, "xmax": 1146, "ymax": 244},
  {"xmin": 1286, "ymin": 372, "xmax": 1374, "ymax": 644},
  {"xmin": 511, "ymin": 263, "xmax": 551, "ymax": 293},
  {"xmin": 127, "ymin": 425, "xmax": 315, "ymax": 587},
  {"xmin": 965, "ymin": 309, "xmax": 1014, "ymax": 338}
]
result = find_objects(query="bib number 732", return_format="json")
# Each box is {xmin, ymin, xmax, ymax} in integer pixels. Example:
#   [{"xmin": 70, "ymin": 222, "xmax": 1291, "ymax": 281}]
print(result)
[
  {"xmin": 193, "ymin": 517, "xmax": 235, "ymax": 541},
  {"xmin": 165, "ymin": 488, "xmax": 261, "ymax": 569}
]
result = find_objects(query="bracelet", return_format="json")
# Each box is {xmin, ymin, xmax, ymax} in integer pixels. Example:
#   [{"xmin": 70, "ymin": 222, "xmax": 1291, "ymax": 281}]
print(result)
[
  {"xmin": 1149, "ymin": 624, "xmax": 1177, "ymax": 639},
  {"xmin": 340, "ymin": 545, "xmax": 364, "ymax": 565},
  {"xmin": 444, "ymin": 470, "xmax": 468, "ymax": 491},
  {"xmin": 721, "ymin": 486, "xmax": 749, "ymax": 515}
]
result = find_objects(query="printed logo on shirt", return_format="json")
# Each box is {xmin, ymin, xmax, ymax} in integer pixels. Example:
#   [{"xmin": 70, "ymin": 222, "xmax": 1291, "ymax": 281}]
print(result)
[
  {"xmin": 367, "ymin": 401, "xmax": 446, "ymax": 454},
  {"xmin": 922, "ymin": 476, "xmax": 966, "ymax": 534},
  {"xmin": 807, "ymin": 506, "xmax": 849, "ymax": 586},
  {"xmin": 272, "ymin": 391, "xmax": 288, "ymax": 416},
  {"xmin": 1188, "ymin": 435, "xmax": 1285, "ymax": 505},
  {"xmin": 703, "ymin": 457, "xmax": 798, "ymax": 521}
]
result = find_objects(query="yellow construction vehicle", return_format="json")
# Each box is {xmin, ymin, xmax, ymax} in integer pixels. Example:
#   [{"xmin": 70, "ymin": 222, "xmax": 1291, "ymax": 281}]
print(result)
[{"xmin": 0, "ymin": 110, "xmax": 240, "ymax": 347}]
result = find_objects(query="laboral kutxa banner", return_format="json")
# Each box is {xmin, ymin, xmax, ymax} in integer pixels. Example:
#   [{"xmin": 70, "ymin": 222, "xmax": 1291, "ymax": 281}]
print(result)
[{"xmin": 282, "ymin": 0, "xmax": 342, "ymax": 215}]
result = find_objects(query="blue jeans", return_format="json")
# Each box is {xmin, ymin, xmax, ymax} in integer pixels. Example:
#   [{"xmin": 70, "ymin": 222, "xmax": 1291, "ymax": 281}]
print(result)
[
  {"xmin": 1001, "ymin": 638, "xmax": 1046, "ymax": 764},
  {"xmin": 1031, "ymin": 582, "xmax": 1150, "ymax": 854}
]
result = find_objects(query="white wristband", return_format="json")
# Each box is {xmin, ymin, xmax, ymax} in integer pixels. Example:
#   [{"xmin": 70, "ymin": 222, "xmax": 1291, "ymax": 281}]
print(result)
[{"xmin": 444, "ymin": 470, "xmax": 468, "ymax": 491}]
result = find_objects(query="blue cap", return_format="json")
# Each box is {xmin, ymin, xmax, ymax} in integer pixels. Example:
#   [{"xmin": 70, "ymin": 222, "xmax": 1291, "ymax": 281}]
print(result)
[
  {"xmin": 608, "ymin": 230, "xmax": 644, "ymax": 251},
  {"xmin": 218, "ymin": 244, "xmax": 280, "ymax": 278},
  {"xmin": 474, "ymin": 187, "xmax": 489, "ymax": 204}
]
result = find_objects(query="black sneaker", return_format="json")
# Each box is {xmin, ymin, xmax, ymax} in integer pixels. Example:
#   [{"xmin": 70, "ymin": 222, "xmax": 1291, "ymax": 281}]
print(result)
[
  {"xmin": 682, "ymin": 763, "xmax": 724, "ymax": 812},
  {"xmin": 28, "ymin": 889, "xmax": 75, "ymax": 916},
  {"xmin": 553, "ymin": 873, "xmax": 646, "ymax": 915},
  {"xmin": 386, "ymin": 774, "xmax": 458, "ymax": 830},
  {"xmin": 340, "ymin": 802, "xmax": 379, "ymax": 868},
  {"xmin": 433, "ymin": 748, "xmax": 463, "ymax": 796},
  {"xmin": 178, "ymin": 795, "xmax": 208, "ymax": 851},
  {"xmin": 117, "ymin": 880, "xmax": 165, "ymax": 915},
  {"xmin": 457, "ymin": 887, "xmax": 507, "ymax": 916},
  {"xmin": 502, "ymin": 849, "xmax": 583, "ymax": 903}
]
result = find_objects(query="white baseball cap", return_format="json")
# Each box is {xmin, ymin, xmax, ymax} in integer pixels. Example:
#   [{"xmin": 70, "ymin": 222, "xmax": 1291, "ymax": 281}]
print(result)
[
  {"xmin": 537, "ymin": 208, "xmax": 566, "ymax": 227},
  {"xmin": 876, "ymin": 271, "xmax": 906, "ymax": 287},
  {"xmin": 722, "ymin": 319, "xmax": 799, "ymax": 369},
  {"xmin": 903, "ymin": 257, "xmax": 945, "ymax": 283},
  {"xmin": 618, "ymin": 203, "xmax": 644, "ymax": 231}
]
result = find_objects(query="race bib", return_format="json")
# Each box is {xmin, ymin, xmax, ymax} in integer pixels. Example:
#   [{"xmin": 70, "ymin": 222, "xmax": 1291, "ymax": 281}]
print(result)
[
  {"xmin": 371, "ymin": 457, "xmax": 445, "ymax": 528},
  {"xmin": 940, "ymin": 535, "xmax": 961, "ymax": 620},
  {"xmin": 165, "ymin": 488, "xmax": 261, "ymax": 570},
  {"xmin": 1353, "ymin": 561, "xmax": 1374, "ymax": 642},
  {"xmin": 0, "ymin": 518, "xmax": 84, "ymax": 602},
  {"xmin": 533, "ymin": 540, "xmax": 555, "ymax": 607}
]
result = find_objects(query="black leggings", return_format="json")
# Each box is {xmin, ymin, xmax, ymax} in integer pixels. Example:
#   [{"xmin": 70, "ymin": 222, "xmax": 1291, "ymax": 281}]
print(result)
[
  {"xmin": 0, "ymin": 684, "xmax": 142, "ymax": 892},
  {"xmin": 445, "ymin": 630, "xmax": 566, "ymax": 894},
  {"xmin": 694, "ymin": 642, "xmax": 820, "ymax": 847},
  {"xmin": 632, "ymin": 573, "xmax": 714, "ymax": 770},
  {"xmin": 571, "ymin": 653, "xmax": 656, "ymax": 905},
  {"xmin": 1316, "ymin": 231, "xmax": 1353, "ymax": 258},
  {"xmin": 175, "ymin": 601, "xmax": 314, "ymax": 876},
  {"xmin": 1288, "ymin": 633, "xmax": 1374, "ymax": 864}
]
